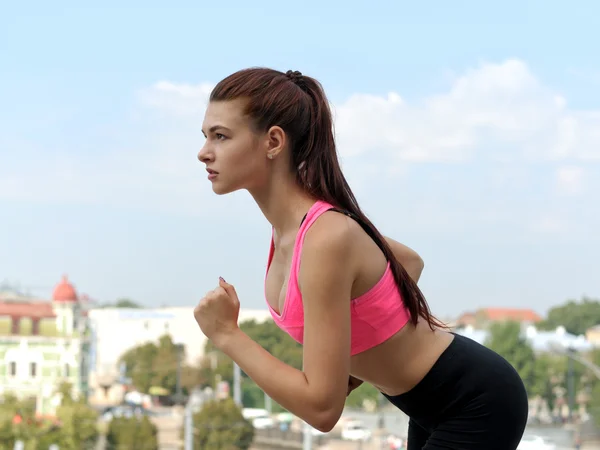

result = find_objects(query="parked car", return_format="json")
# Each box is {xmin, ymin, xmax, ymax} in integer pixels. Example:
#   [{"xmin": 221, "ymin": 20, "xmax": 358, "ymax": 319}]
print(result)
[{"xmin": 341, "ymin": 421, "xmax": 371, "ymax": 441}]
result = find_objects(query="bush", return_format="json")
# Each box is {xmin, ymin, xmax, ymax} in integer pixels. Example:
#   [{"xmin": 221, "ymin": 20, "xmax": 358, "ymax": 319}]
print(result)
[
  {"xmin": 107, "ymin": 416, "xmax": 158, "ymax": 450},
  {"xmin": 192, "ymin": 398, "xmax": 254, "ymax": 450}
]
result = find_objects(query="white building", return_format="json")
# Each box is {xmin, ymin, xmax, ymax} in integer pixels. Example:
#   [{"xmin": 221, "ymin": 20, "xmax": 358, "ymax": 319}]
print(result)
[
  {"xmin": 455, "ymin": 324, "xmax": 593, "ymax": 354},
  {"xmin": 0, "ymin": 276, "xmax": 90, "ymax": 414},
  {"xmin": 87, "ymin": 306, "xmax": 272, "ymax": 405}
]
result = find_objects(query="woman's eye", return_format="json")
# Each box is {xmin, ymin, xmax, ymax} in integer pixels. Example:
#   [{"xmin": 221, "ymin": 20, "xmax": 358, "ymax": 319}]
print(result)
[{"xmin": 216, "ymin": 133, "xmax": 226, "ymax": 140}]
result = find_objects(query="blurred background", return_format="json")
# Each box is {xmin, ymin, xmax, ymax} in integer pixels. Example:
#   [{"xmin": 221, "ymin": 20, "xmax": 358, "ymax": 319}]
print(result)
[{"xmin": 1, "ymin": 1, "xmax": 599, "ymax": 449}]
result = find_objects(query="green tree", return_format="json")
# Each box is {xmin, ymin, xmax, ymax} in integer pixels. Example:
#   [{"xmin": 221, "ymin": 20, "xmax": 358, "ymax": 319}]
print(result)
[
  {"xmin": 0, "ymin": 386, "xmax": 98, "ymax": 450},
  {"xmin": 99, "ymin": 298, "xmax": 143, "ymax": 308},
  {"xmin": 114, "ymin": 298, "xmax": 143, "ymax": 308},
  {"xmin": 202, "ymin": 319, "xmax": 303, "ymax": 411},
  {"xmin": 192, "ymin": 398, "xmax": 254, "ymax": 450},
  {"xmin": 54, "ymin": 398, "xmax": 99, "ymax": 449},
  {"xmin": 485, "ymin": 321, "xmax": 537, "ymax": 394},
  {"xmin": 203, "ymin": 318, "xmax": 381, "ymax": 411},
  {"xmin": 106, "ymin": 416, "xmax": 158, "ymax": 450},
  {"xmin": 538, "ymin": 297, "xmax": 600, "ymax": 335},
  {"xmin": 120, "ymin": 342, "xmax": 158, "ymax": 393},
  {"xmin": 346, "ymin": 382, "xmax": 381, "ymax": 409},
  {"xmin": 120, "ymin": 334, "xmax": 204, "ymax": 395},
  {"xmin": 204, "ymin": 319, "xmax": 303, "ymax": 386}
]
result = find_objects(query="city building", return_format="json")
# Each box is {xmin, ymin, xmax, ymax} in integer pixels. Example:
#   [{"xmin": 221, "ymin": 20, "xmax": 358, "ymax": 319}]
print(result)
[
  {"xmin": 0, "ymin": 276, "xmax": 90, "ymax": 414},
  {"xmin": 87, "ymin": 306, "xmax": 272, "ymax": 406},
  {"xmin": 455, "ymin": 307, "xmax": 542, "ymax": 329},
  {"xmin": 585, "ymin": 325, "xmax": 600, "ymax": 346},
  {"xmin": 455, "ymin": 324, "xmax": 593, "ymax": 354}
]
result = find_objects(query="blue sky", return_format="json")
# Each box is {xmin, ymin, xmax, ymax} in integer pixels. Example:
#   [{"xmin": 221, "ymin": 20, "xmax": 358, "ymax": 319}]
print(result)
[{"xmin": 1, "ymin": 1, "xmax": 598, "ymax": 318}]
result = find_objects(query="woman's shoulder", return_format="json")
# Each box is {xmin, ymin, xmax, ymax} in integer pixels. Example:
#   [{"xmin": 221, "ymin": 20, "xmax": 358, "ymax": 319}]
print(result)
[{"xmin": 302, "ymin": 209, "xmax": 364, "ymax": 265}]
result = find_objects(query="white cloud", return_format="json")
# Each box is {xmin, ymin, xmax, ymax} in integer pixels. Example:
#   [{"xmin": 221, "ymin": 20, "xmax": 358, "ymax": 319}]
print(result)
[
  {"xmin": 555, "ymin": 166, "xmax": 585, "ymax": 195},
  {"xmin": 334, "ymin": 59, "xmax": 600, "ymax": 163},
  {"xmin": 137, "ymin": 81, "xmax": 214, "ymax": 117},
  {"xmin": 2, "ymin": 59, "xmax": 598, "ymax": 236}
]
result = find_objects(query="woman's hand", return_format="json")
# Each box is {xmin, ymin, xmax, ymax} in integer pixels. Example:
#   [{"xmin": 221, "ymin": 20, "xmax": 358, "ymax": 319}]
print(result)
[{"xmin": 194, "ymin": 277, "xmax": 240, "ymax": 348}]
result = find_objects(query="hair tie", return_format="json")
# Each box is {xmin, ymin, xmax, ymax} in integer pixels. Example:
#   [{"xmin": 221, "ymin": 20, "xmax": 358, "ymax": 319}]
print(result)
[{"xmin": 285, "ymin": 70, "xmax": 308, "ymax": 91}]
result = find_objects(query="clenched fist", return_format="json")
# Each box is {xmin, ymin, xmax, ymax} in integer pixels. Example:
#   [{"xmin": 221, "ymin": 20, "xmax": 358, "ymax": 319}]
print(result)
[{"xmin": 194, "ymin": 277, "xmax": 240, "ymax": 347}]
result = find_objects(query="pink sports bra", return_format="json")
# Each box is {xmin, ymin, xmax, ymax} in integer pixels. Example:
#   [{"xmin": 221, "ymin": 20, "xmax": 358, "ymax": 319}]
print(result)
[{"xmin": 264, "ymin": 200, "xmax": 411, "ymax": 355}]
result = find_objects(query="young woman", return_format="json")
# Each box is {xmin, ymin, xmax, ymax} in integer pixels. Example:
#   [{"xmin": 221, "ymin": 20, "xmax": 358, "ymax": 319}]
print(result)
[{"xmin": 194, "ymin": 68, "xmax": 529, "ymax": 449}]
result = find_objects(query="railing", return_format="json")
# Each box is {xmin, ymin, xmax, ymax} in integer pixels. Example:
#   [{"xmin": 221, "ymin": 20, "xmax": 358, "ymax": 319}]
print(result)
[{"xmin": 254, "ymin": 427, "xmax": 328, "ymax": 449}]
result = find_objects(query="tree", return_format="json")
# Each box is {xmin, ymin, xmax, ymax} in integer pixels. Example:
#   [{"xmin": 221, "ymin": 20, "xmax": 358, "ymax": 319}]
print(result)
[
  {"xmin": 53, "ymin": 382, "xmax": 99, "ymax": 450},
  {"xmin": 99, "ymin": 298, "xmax": 143, "ymax": 308},
  {"xmin": 107, "ymin": 416, "xmax": 158, "ymax": 450},
  {"xmin": 202, "ymin": 318, "xmax": 382, "ymax": 411},
  {"xmin": 192, "ymin": 398, "xmax": 254, "ymax": 450},
  {"xmin": 202, "ymin": 319, "xmax": 303, "ymax": 410},
  {"xmin": 485, "ymin": 321, "xmax": 537, "ymax": 394},
  {"xmin": 538, "ymin": 297, "xmax": 600, "ymax": 335},
  {"xmin": 346, "ymin": 382, "xmax": 381, "ymax": 410},
  {"xmin": 120, "ymin": 342, "xmax": 158, "ymax": 393},
  {"xmin": 119, "ymin": 334, "xmax": 205, "ymax": 395},
  {"xmin": 204, "ymin": 319, "xmax": 304, "ymax": 386},
  {"xmin": 0, "ymin": 384, "xmax": 98, "ymax": 450},
  {"xmin": 115, "ymin": 298, "xmax": 143, "ymax": 308}
]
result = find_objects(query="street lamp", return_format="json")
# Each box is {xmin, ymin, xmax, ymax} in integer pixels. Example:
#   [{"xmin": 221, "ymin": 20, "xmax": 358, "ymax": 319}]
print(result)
[
  {"xmin": 175, "ymin": 343, "xmax": 185, "ymax": 405},
  {"xmin": 548, "ymin": 342, "xmax": 600, "ymax": 423}
]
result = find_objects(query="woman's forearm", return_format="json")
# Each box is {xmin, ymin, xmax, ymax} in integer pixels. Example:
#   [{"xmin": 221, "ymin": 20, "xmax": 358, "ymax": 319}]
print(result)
[{"xmin": 215, "ymin": 328, "xmax": 342, "ymax": 431}]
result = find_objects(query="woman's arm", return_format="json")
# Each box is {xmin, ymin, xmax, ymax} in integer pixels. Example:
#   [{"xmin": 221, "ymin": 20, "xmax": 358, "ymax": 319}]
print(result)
[
  {"xmin": 346, "ymin": 238, "xmax": 423, "ymax": 394},
  {"xmin": 384, "ymin": 236, "xmax": 424, "ymax": 283},
  {"xmin": 216, "ymin": 214, "xmax": 356, "ymax": 432}
]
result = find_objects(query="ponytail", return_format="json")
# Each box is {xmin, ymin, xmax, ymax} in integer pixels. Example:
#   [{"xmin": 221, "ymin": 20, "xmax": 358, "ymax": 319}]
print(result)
[{"xmin": 210, "ymin": 67, "xmax": 445, "ymax": 330}]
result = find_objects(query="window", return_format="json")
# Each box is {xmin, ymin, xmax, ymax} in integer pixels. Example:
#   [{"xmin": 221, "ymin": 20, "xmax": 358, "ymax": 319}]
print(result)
[
  {"xmin": 9, "ymin": 361, "xmax": 16, "ymax": 376},
  {"xmin": 30, "ymin": 362, "xmax": 37, "ymax": 378}
]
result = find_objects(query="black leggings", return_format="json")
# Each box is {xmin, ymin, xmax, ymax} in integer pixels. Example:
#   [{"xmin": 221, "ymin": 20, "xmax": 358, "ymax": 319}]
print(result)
[{"xmin": 384, "ymin": 333, "xmax": 529, "ymax": 450}]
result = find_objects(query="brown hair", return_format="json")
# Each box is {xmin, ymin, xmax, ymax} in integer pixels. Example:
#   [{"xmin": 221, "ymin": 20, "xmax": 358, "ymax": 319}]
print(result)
[{"xmin": 211, "ymin": 68, "xmax": 445, "ymax": 330}]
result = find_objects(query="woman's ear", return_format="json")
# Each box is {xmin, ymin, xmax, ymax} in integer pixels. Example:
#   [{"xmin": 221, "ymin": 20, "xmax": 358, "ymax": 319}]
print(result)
[{"xmin": 265, "ymin": 125, "xmax": 286, "ymax": 159}]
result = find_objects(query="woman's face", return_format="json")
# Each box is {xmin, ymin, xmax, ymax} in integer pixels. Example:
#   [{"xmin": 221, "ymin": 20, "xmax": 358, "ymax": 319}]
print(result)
[{"xmin": 198, "ymin": 99, "xmax": 271, "ymax": 195}]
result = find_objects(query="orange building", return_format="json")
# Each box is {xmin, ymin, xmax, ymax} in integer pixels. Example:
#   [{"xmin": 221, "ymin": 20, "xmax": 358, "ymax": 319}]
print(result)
[{"xmin": 455, "ymin": 307, "xmax": 542, "ymax": 329}]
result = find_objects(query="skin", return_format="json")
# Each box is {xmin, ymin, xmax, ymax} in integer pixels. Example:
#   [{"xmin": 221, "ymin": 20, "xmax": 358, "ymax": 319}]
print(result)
[{"xmin": 194, "ymin": 98, "xmax": 454, "ymax": 432}]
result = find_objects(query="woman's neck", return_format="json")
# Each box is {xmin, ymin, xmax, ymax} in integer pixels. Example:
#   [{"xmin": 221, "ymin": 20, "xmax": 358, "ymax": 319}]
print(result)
[{"xmin": 250, "ymin": 175, "xmax": 316, "ymax": 240}]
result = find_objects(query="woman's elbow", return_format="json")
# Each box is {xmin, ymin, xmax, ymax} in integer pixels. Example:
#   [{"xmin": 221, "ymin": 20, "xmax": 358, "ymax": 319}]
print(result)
[
  {"xmin": 311, "ymin": 408, "xmax": 342, "ymax": 433},
  {"xmin": 308, "ymin": 397, "xmax": 344, "ymax": 432}
]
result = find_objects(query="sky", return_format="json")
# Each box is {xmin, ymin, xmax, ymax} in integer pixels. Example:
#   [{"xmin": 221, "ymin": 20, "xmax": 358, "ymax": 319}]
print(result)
[{"xmin": 1, "ymin": 1, "xmax": 599, "ymax": 319}]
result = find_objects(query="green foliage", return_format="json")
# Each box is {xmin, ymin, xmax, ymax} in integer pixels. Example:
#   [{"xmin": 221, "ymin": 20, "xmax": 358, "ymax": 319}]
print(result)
[
  {"xmin": 192, "ymin": 398, "xmax": 254, "ymax": 450},
  {"xmin": 106, "ymin": 416, "xmax": 158, "ymax": 450},
  {"xmin": 119, "ymin": 334, "xmax": 204, "ymax": 395},
  {"xmin": 241, "ymin": 381, "xmax": 265, "ymax": 409},
  {"xmin": 54, "ymin": 400, "xmax": 99, "ymax": 449},
  {"xmin": 204, "ymin": 319, "xmax": 303, "ymax": 386},
  {"xmin": 202, "ymin": 319, "xmax": 303, "ymax": 411},
  {"xmin": 203, "ymin": 319, "xmax": 383, "ymax": 411},
  {"xmin": 538, "ymin": 296, "xmax": 600, "ymax": 335},
  {"xmin": 99, "ymin": 298, "xmax": 143, "ymax": 308},
  {"xmin": 345, "ymin": 382, "xmax": 381, "ymax": 409},
  {"xmin": 0, "ymin": 384, "xmax": 98, "ymax": 450}
]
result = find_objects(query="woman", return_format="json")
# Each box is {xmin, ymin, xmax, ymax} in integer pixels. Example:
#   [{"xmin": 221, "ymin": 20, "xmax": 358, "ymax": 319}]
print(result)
[{"xmin": 194, "ymin": 68, "xmax": 529, "ymax": 449}]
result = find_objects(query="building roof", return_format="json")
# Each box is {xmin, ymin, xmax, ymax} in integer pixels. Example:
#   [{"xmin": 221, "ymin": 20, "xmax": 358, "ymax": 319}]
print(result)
[
  {"xmin": 52, "ymin": 275, "xmax": 78, "ymax": 302},
  {"xmin": 457, "ymin": 307, "xmax": 542, "ymax": 324},
  {"xmin": 0, "ymin": 301, "xmax": 56, "ymax": 319},
  {"xmin": 481, "ymin": 308, "xmax": 542, "ymax": 322}
]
